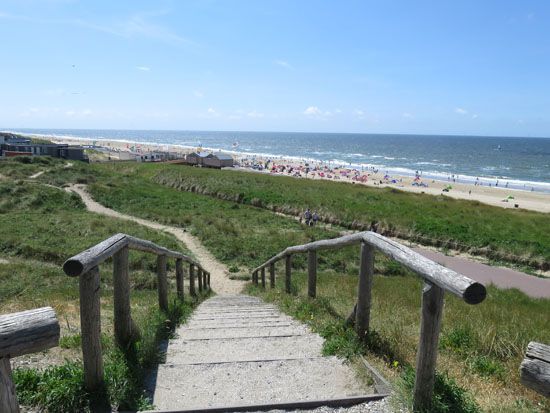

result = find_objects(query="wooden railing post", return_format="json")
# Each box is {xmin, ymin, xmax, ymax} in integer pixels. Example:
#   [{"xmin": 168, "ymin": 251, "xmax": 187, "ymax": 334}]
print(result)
[
  {"xmin": 207, "ymin": 272, "xmax": 211, "ymax": 288},
  {"xmin": 0, "ymin": 357, "xmax": 18, "ymax": 413},
  {"xmin": 157, "ymin": 255, "xmax": 168, "ymax": 312},
  {"xmin": 113, "ymin": 246, "xmax": 133, "ymax": 348},
  {"xmin": 80, "ymin": 266, "xmax": 104, "ymax": 392},
  {"xmin": 189, "ymin": 264, "xmax": 196, "ymax": 297},
  {"xmin": 308, "ymin": 250, "xmax": 317, "ymax": 298},
  {"xmin": 176, "ymin": 258, "xmax": 184, "ymax": 300},
  {"xmin": 203, "ymin": 271, "xmax": 208, "ymax": 291},
  {"xmin": 413, "ymin": 282, "xmax": 445, "ymax": 412},
  {"xmin": 285, "ymin": 255, "xmax": 292, "ymax": 293},
  {"xmin": 198, "ymin": 268, "xmax": 203, "ymax": 292},
  {"xmin": 269, "ymin": 263, "xmax": 275, "ymax": 288},
  {"xmin": 356, "ymin": 242, "xmax": 374, "ymax": 340},
  {"xmin": 253, "ymin": 271, "xmax": 258, "ymax": 284},
  {"xmin": 0, "ymin": 307, "xmax": 60, "ymax": 413},
  {"xmin": 261, "ymin": 267, "xmax": 266, "ymax": 288}
]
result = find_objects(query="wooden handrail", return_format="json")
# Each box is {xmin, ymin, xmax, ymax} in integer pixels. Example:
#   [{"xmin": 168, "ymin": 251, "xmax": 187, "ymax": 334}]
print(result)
[
  {"xmin": 0, "ymin": 307, "xmax": 60, "ymax": 413},
  {"xmin": 63, "ymin": 233, "xmax": 206, "ymax": 277},
  {"xmin": 63, "ymin": 234, "xmax": 211, "ymax": 394},
  {"xmin": 251, "ymin": 230, "xmax": 487, "ymax": 412},
  {"xmin": 252, "ymin": 231, "xmax": 485, "ymax": 304}
]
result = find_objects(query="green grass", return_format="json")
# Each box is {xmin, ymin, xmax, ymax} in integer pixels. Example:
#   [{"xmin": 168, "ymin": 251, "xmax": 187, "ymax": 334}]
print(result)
[
  {"xmin": 13, "ymin": 295, "xmax": 206, "ymax": 412},
  {"xmin": 0, "ymin": 160, "xmax": 207, "ymax": 411},
  {"xmin": 136, "ymin": 162, "xmax": 549, "ymax": 269},
  {"xmin": 246, "ymin": 269, "xmax": 550, "ymax": 412}
]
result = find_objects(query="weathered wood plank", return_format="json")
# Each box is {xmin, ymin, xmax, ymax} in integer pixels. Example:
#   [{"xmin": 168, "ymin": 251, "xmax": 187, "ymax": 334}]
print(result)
[
  {"xmin": 356, "ymin": 242, "xmax": 374, "ymax": 339},
  {"xmin": 64, "ymin": 233, "xmax": 127, "ymax": 277},
  {"xmin": 198, "ymin": 268, "xmax": 203, "ymax": 292},
  {"xmin": 521, "ymin": 341, "xmax": 550, "ymax": 397},
  {"xmin": 520, "ymin": 358, "xmax": 550, "ymax": 397},
  {"xmin": 261, "ymin": 268, "xmax": 266, "ymax": 289},
  {"xmin": 252, "ymin": 233, "xmax": 364, "ymax": 273},
  {"xmin": 63, "ymin": 233, "xmax": 205, "ymax": 277},
  {"xmin": 203, "ymin": 271, "xmax": 208, "ymax": 291},
  {"xmin": 0, "ymin": 307, "xmax": 59, "ymax": 358},
  {"xmin": 285, "ymin": 255, "xmax": 292, "ymax": 294},
  {"xmin": 80, "ymin": 267, "xmax": 104, "ymax": 392},
  {"xmin": 176, "ymin": 259, "xmax": 184, "ymax": 300},
  {"xmin": 253, "ymin": 231, "xmax": 485, "ymax": 304},
  {"xmin": 113, "ymin": 246, "xmax": 133, "ymax": 348},
  {"xmin": 308, "ymin": 250, "xmax": 317, "ymax": 298},
  {"xmin": 526, "ymin": 341, "xmax": 550, "ymax": 364},
  {"xmin": 362, "ymin": 232, "xmax": 485, "ymax": 304},
  {"xmin": 157, "ymin": 255, "xmax": 168, "ymax": 312},
  {"xmin": 269, "ymin": 263, "xmax": 275, "ymax": 288},
  {"xmin": 413, "ymin": 283, "xmax": 445, "ymax": 411},
  {"xmin": 189, "ymin": 264, "xmax": 196, "ymax": 297},
  {"xmin": 207, "ymin": 272, "xmax": 210, "ymax": 287},
  {"xmin": 0, "ymin": 357, "xmax": 18, "ymax": 413}
]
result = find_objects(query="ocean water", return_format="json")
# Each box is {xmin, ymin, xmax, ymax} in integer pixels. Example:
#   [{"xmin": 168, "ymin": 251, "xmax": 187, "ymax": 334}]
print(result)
[{"xmin": 7, "ymin": 128, "xmax": 550, "ymax": 192}]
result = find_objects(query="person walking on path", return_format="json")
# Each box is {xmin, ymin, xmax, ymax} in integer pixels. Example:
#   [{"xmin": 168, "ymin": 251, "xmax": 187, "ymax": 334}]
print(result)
[{"xmin": 304, "ymin": 208, "xmax": 312, "ymax": 226}]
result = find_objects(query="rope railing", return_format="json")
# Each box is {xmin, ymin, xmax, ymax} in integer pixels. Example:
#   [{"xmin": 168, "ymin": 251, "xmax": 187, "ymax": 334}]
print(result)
[
  {"xmin": 251, "ymin": 230, "xmax": 487, "ymax": 412},
  {"xmin": 63, "ymin": 233, "xmax": 211, "ymax": 393}
]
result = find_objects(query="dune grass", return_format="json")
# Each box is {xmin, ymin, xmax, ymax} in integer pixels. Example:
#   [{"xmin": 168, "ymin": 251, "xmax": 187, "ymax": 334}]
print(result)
[
  {"xmin": 143, "ymin": 163, "xmax": 550, "ymax": 269},
  {"xmin": 247, "ymin": 267, "xmax": 550, "ymax": 412},
  {"xmin": 0, "ymin": 160, "xmax": 206, "ymax": 411}
]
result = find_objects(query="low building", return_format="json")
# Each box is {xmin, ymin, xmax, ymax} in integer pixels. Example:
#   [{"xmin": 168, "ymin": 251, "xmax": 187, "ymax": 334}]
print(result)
[
  {"xmin": 0, "ymin": 134, "xmax": 88, "ymax": 161},
  {"xmin": 185, "ymin": 151, "xmax": 211, "ymax": 165},
  {"xmin": 203, "ymin": 153, "xmax": 234, "ymax": 168}
]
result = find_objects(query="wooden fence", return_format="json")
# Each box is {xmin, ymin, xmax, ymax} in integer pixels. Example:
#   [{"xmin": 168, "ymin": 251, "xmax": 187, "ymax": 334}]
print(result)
[
  {"xmin": 63, "ymin": 233, "xmax": 210, "ymax": 393},
  {"xmin": 520, "ymin": 341, "xmax": 550, "ymax": 398},
  {"xmin": 252, "ymin": 231, "xmax": 486, "ymax": 412},
  {"xmin": 0, "ymin": 307, "xmax": 60, "ymax": 413}
]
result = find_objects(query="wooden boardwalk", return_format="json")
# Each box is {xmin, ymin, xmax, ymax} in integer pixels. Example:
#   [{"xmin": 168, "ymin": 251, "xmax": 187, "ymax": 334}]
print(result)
[{"xmin": 144, "ymin": 295, "xmax": 380, "ymax": 412}]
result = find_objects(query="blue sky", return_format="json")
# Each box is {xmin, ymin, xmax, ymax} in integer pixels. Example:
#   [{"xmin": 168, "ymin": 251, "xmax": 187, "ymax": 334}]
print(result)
[{"xmin": 0, "ymin": 0, "xmax": 549, "ymax": 136}]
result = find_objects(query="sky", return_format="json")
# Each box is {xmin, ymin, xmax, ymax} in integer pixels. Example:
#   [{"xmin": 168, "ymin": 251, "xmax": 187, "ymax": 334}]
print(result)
[{"xmin": 0, "ymin": 0, "xmax": 549, "ymax": 136}]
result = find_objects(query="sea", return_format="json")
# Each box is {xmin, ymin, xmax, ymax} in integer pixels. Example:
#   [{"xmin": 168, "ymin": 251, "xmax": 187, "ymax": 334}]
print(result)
[{"xmin": 5, "ymin": 128, "xmax": 550, "ymax": 193}]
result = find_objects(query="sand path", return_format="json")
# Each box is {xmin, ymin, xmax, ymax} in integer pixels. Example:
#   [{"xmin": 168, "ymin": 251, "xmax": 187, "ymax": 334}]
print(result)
[{"xmin": 66, "ymin": 184, "xmax": 244, "ymax": 295}]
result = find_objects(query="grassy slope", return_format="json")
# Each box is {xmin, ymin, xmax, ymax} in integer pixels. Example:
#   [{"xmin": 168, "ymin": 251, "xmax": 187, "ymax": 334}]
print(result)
[
  {"xmin": 0, "ymin": 158, "xmax": 204, "ymax": 411},
  {"xmin": 147, "ymin": 163, "xmax": 550, "ymax": 268},
  {"xmin": 3, "ymin": 158, "xmax": 549, "ymax": 410},
  {"xmin": 72, "ymin": 162, "xmax": 550, "ymax": 412}
]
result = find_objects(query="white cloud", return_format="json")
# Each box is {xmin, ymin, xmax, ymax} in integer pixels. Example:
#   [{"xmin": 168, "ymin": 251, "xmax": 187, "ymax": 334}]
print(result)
[
  {"xmin": 472, "ymin": 114, "xmax": 478, "ymax": 119},
  {"xmin": 206, "ymin": 107, "xmax": 220, "ymax": 117},
  {"xmin": 402, "ymin": 112, "xmax": 414, "ymax": 119},
  {"xmin": 136, "ymin": 66, "xmax": 150, "ymax": 71},
  {"xmin": 304, "ymin": 106, "xmax": 322, "ymax": 116},
  {"xmin": 193, "ymin": 90, "xmax": 204, "ymax": 98},
  {"xmin": 65, "ymin": 110, "xmax": 76, "ymax": 116},
  {"xmin": 334, "ymin": 108, "xmax": 342, "ymax": 114},
  {"xmin": 274, "ymin": 60, "xmax": 292, "ymax": 69},
  {"xmin": 455, "ymin": 107, "xmax": 468, "ymax": 115},
  {"xmin": 247, "ymin": 110, "xmax": 264, "ymax": 118},
  {"xmin": 227, "ymin": 115, "xmax": 242, "ymax": 120},
  {"xmin": 82, "ymin": 109, "xmax": 93, "ymax": 116},
  {"xmin": 353, "ymin": 109, "xmax": 365, "ymax": 119}
]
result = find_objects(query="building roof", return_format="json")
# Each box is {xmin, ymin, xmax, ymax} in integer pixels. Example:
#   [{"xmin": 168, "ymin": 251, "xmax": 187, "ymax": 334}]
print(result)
[{"xmin": 214, "ymin": 153, "xmax": 233, "ymax": 160}]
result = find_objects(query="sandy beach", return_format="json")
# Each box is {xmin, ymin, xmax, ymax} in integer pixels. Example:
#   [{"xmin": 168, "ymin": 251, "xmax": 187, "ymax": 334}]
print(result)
[{"xmin": 49, "ymin": 135, "xmax": 550, "ymax": 214}]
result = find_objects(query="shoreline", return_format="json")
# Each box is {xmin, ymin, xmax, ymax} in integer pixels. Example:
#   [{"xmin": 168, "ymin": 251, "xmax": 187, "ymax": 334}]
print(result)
[{"xmin": 20, "ymin": 133, "xmax": 550, "ymax": 214}]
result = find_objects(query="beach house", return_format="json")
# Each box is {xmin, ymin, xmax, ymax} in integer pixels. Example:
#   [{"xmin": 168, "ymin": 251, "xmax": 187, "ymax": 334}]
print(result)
[{"xmin": 185, "ymin": 151, "xmax": 234, "ymax": 168}]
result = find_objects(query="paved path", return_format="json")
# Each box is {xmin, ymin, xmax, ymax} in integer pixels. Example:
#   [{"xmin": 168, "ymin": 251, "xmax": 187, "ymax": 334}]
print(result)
[
  {"xmin": 145, "ymin": 295, "xmax": 377, "ymax": 411},
  {"xmin": 413, "ymin": 249, "xmax": 550, "ymax": 298}
]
